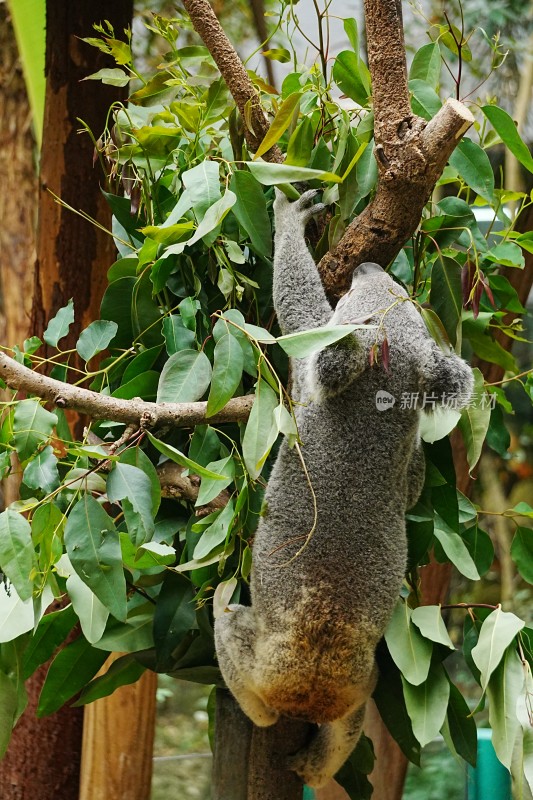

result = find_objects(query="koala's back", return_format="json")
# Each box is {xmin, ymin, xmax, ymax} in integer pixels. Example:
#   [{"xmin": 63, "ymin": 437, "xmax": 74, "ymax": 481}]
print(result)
[{"xmin": 251, "ymin": 361, "xmax": 417, "ymax": 632}]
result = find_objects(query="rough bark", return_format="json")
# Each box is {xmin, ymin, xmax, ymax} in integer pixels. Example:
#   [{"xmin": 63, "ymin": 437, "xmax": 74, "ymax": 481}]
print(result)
[
  {"xmin": 0, "ymin": 3, "xmax": 133, "ymax": 799},
  {"xmin": 181, "ymin": 0, "xmax": 283, "ymax": 161},
  {"xmin": 30, "ymin": 0, "xmax": 134, "ymax": 352},
  {"xmin": 317, "ymin": 0, "xmax": 474, "ymax": 299},
  {"xmin": 0, "ymin": 4, "xmax": 38, "ymax": 509}
]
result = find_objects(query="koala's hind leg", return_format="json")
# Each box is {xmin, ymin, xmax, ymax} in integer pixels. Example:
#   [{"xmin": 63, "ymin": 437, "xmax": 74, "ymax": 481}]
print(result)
[
  {"xmin": 287, "ymin": 703, "xmax": 366, "ymax": 789},
  {"xmin": 215, "ymin": 604, "xmax": 280, "ymax": 727}
]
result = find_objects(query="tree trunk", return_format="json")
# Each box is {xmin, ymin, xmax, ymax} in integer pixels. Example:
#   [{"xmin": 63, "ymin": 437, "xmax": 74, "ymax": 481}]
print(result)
[
  {"xmin": 31, "ymin": 0, "xmax": 133, "ymax": 350},
  {"xmin": 0, "ymin": 4, "xmax": 38, "ymax": 509},
  {"xmin": 0, "ymin": 3, "xmax": 133, "ymax": 799}
]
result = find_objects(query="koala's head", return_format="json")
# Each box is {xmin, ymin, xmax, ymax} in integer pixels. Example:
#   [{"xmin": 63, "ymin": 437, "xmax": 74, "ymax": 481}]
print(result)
[
  {"xmin": 332, "ymin": 262, "xmax": 474, "ymax": 410},
  {"xmin": 334, "ymin": 262, "xmax": 412, "ymax": 328}
]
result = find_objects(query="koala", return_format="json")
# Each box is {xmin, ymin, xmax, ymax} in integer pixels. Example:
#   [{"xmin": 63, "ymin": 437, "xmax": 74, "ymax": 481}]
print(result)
[{"xmin": 214, "ymin": 190, "xmax": 474, "ymax": 788}]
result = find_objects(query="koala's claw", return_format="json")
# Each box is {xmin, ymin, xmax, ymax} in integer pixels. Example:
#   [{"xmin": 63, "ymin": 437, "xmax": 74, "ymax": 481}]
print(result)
[{"xmin": 286, "ymin": 749, "xmax": 329, "ymax": 789}]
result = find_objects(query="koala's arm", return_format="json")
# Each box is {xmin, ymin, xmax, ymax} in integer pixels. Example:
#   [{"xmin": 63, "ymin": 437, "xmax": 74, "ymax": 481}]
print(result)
[
  {"xmin": 310, "ymin": 335, "xmax": 367, "ymax": 397},
  {"xmin": 418, "ymin": 341, "xmax": 474, "ymax": 408},
  {"xmin": 273, "ymin": 190, "xmax": 333, "ymax": 335}
]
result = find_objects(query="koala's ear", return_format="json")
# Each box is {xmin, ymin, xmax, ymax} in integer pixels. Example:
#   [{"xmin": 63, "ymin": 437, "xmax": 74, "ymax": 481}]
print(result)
[{"xmin": 418, "ymin": 341, "xmax": 474, "ymax": 409}]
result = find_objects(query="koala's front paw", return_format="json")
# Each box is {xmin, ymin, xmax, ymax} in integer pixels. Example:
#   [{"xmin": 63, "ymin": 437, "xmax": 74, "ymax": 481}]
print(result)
[
  {"xmin": 274, "ymin": 188, "xmax": 325, "ymax": 230},
  {"xmin": 286, "ymin": 746, "xmax": 332, "ymax": 789}
]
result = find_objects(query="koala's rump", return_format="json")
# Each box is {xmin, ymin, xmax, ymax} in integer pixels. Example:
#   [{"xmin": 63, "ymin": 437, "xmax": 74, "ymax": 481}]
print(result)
[{"xmin": 254, "ymin": 613, "xmax": 378, "ymax": 723}]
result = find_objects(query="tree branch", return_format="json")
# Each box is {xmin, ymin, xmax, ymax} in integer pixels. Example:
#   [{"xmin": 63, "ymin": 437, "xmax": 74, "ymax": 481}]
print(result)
[
  {"xmin": 318, "ymin": 1, "xmax": 474, "ymax": 299},
  {"xmin": 0, "ymin": 352, "xmax": 253, "ymax": 428},
  {"xmin": 181, "ymin": 0, "xmax": 283, "ymax": 162}
]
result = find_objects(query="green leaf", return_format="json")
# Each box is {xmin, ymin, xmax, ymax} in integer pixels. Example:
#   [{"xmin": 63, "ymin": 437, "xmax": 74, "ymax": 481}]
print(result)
[
  {"xmin": 462, "ymin": 525, "xmax": 494, "ymax": 577},
  {"xmin": 73, "ymin": 654, "xmax": 144, "ymax": 706},
  {"xmin": 409, "ymin": 79, "xmax": 442, "ymax": 120},
  {"xmin": 66, "ymin": 572, "xmax": 109, "ymax": 645},
  {"xmin": 429, "ymin": 257, "xmax": 462, "ymax": 346},
  {"xmin": 100, "ymin": 277, "xmax": 135, "ymax": 349},
  {"xmin": 13, "ymin": 399, "xmax": 57, "ymax": 462},
  {"xmin": 448, "ymin": 138, "xmax": 494, "ymax": 203},
  {"xmin": 83, "ymin": 67, "xmax": 130, "ymax": 87},
  {"xmin": 64, "ymin": 496, "xmax": 127, "ymax": 622},
  {"xmin": 182, "ymin": 161, "xmax": 221, "ymax": 216},
  {"xmin": 196, "ymin": 456, "xmax": 234, "ymax": 508},
  {"xmin": 433, "ymin": 513, "xmax": 480, "ymax": 580},
  {"xmin": 485, "ymin": 241, "xmax": 525, "ymax": 269},
  {"xmin": 276, "ymin": 323, "xmax": 369, "ymax": 358},
  {"xmin": 409, "ymin": 42, "xmax": 441, "ymax": 88},
  {"xmin": 0, "ymin": 670, "xmax": 18, "ymax": 758},
  {"xmin": 446, "ymin": 680, "xmax": 478, "ymax": 767},
  {"xmin": 145, "ymin": 431, "xmax": 227, "ymax": 481},
  {"xmin": 411, "ymin": 605, "xmax": 454, "ymax": 649},
  {"xmin": 373, "ymin": 647, "xmax": 421, "ymax": 765},
  {"xmin": 153, "ymin": 572, "xmax": 196, "ymax": 670},
  {"xmin": 487, "ymin": 646, "xmax": 524, "ymax": 768},
  {"xmin": 37, "ymin": 636, "xmax": 108, "ymax": 716},
  {"xmin": 111, "ymin": 371, "xmax": 159, "ymax": 401},
  {"xmin": 43, "ymin": 299, "xmax": 74, "ymax": 347},
  {"xmin": 286, "ymin": 117, "xmax": 315, "ymax": 168},
  {"xmin": 162, "ymin": 315, "xmax": 196, "ymax": 355},
  {"xmin": 482, "ymin": 105, "xmax": 533, "ymax": 174},
  {"xmin": 402, "ymin": 663, "xmax": 450, "ymax": 747},
  {"xmin": 206, "ymin": 334, "xmax": 244, "ymax": 417},
  {"xmin": 0, "ymin": 510, "xmax": 34, "ymax": 601},
  {"xmin": 119, "ymin": 447, "xmax": 160, "ymax": 518},
  {"xmin": 471, "ymin": 607, "xmax": 525, "ymax": 691},
  {"xmin": 384, "ymin": 601, "xmax": 433, "ymax": 686},
  {"xmin": 76, "ymin": 320, "xmax": 118, "ymax": 361},
  {"xmin": 254, "ymin": 92, "xmax": 301, "ymax": 159},
  {"xmin": 332, "ymin": 50, "xmax": 370, "ymax": 105},
  {"xmin": 107, "ymin": 462, "xmax": 155, "ymax": 545},
  {"xmin": 193, "ymin": 500, "xmax": 235, "ymax": 560},
  {"xmin": 242, "ymin": 381, "xmax": 279, "ymax": 480},
  {"xmin": 0, "ymin": 581, "xmax": 34, "ymax": 642},
  {"xmin": 511, "ymin": 527, "xmax": 533, "ymax": 584},
  {"xmin": 244, "ymin": 161, "xmax": 342, "ymax": 185},
  {"xmin": 457, "ymin": 368, "xmax": 491, "ymax": 470},
  {"xmin": 156, "ymin": 349, "xmax": 212, "ymax": 403},
  {"xmin": 131, "ymin": 270, "xmax": 163, "ymax": 349},
  {"xmin": 22, "ymin": 605, "xmax": 77, "ymax": 680},
  {"xmin": 92, "ymin": 611, "xmax": 154, "ymax": 653},
  {"xmin": 22, "ymin": 445, "xmax": 59, "ymax": 494},
  {"xmin": 230, "ymin": 171, "xmax": 272, "ymax": 261}
]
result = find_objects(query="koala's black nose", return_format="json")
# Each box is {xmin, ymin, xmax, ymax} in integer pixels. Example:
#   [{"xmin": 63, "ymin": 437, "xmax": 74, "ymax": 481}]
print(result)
[{"xmin": 356, "ymin": 262, "xmax": 385, "ymax": 276}]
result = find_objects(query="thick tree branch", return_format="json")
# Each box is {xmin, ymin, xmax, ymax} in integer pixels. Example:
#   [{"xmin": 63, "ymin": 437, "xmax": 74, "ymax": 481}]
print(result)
[
  {"xmin": 181, "ymin": 0, "xmax": 283, "ymax": 162},
  {"xmin": 0, "ymin": 352, "xmax": 253, "ymax": 428},
  {"xmin": 318, "ymin": 1, "xmax": 474, "ymax": 299},
  {"xmin": 157, "ymin": 462, "xmax": 231, "ymax": 515}
]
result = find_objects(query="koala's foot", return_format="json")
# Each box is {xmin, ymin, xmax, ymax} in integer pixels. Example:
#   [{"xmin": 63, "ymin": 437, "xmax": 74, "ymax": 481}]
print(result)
[{"xmin": 286, "ymin": 743, "xmax": 334, "ymax": 789}]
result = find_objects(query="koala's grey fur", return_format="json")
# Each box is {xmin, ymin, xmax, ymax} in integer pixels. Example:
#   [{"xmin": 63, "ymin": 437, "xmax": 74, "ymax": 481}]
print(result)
[{"xmin": 214, "ymin": 190, "xmax": 474, "ymax": 787}]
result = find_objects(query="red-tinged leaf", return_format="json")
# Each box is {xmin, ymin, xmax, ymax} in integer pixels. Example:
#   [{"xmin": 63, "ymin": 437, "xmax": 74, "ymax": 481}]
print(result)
[
  {"xmin": 472, "ymin": 281, "xmax": 483, "ymax": 319},
  {"xmin": 461, "ymin": 262, "xmax": 475, "ymax": 306},
  {"xmin": 481, "ymin": 276, "xmax": 496, "ymax": 309},
  {"xmin": 381, "ymin": 337, "xmax": 390, "ymax": 372}
]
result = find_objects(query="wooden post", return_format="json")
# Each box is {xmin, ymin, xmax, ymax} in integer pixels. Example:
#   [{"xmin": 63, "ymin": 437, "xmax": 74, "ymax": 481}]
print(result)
[{"xmin": 79, "ymin": 655, "xmax": 158, "ymax": 800}]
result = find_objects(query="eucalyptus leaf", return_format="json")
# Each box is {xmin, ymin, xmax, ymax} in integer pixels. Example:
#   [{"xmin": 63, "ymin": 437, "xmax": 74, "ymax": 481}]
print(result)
[
  {"xmin": 157, "ymin": 349, "xmax": 212, "ymax": 403},
  {"xmin": 43, "ymin": 299, "xmax": 74, "ymax": 347},
  {"xmin": 13, "ymin": 399, "xmax": 57, "ymax": 462},
  {"xmin": 66, "ymin": 572, "xmax": 109, "ymax": 644},
  {"xmin": 206, "ymin": 334, "xmax": 244, "ymax": 416},
  {"xmin": 64, "ymin": 496, "xmax": 127, "ymax": 622},
  {"xmin": 411, "ymin": 605, "xmax": 455, "ymax": 649},
  {"xmin": 402, "ymin": 663, "xmax": 450, "ymax": 747},
  {"xmin": 471, "ymin": 607, "xmax": 525, "ymax": 691},
  {"xmin": 73, "ymin": 654, "xmax": 145, "ymax": 706},
  {"xmin": 487, "ymin": 646, "xmax": 524, "ymax": 769},
  {"xmin": 37, "ymin": 637, "xmax": 108, "ymax": 716},
  {"xmin": 0, "ymin": 509, "xmax": 34, "ymax": 601},
  {"xmin": 146, "ymin": 431, "xmax": 227, "ymax": 480},
  {"xmin": 76, "ymin": 320, "xmax": 118, "ymax": 361},
  {"xmin": 242, "ymin": 381, "xmax": 279, "ymax": 480},
  {"xmin": 22, "ymin": 445, "xmax": 59, "ymax": 494},
  {"xmin": 384, "ymin": 601, "xmax": 433, "ymax": 686}
]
